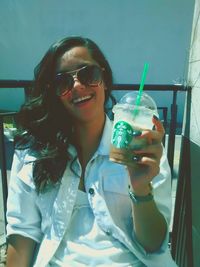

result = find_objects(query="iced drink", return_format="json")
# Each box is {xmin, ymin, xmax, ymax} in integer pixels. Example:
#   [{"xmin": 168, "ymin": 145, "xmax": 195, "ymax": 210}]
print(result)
[{"xmin": 109, "ymin": 92, "xmax": 158, "ymax": 167}]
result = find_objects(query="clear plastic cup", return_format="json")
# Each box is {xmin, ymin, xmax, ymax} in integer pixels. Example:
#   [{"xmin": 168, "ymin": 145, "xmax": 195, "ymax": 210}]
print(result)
[{"xmin": 109, "ymin": 91, "xmax": 159, "ymax": 166}]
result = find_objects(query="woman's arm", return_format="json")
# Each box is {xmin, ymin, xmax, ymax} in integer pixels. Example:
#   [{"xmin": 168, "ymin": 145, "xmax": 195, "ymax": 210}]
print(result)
[
  {"xmin": 130, "ymin": 193, "xmax": 167, "ymax": 252},
  {"xmin": 6, "ymin": 151, "xmax": 43, "ymax": 266},
  {"xmin": 6, "ymin": 235, "xmax": 36, "ymax": 267},
  {"xmin": 128, "ymin": 117, "xmax": 169, "ymax": 252}
]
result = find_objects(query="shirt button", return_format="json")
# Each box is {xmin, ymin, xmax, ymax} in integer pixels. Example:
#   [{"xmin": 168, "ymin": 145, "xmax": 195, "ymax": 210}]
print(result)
[
  {"xmin": 106, "ymin": 230, "xmax": 111, "ymax": 235},
  {"xmin": 89, "ymin": 188, "xmax": 95, "ymax": 195}
]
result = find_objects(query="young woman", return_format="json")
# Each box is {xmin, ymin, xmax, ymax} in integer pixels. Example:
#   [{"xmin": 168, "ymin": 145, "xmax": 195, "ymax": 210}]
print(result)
[{"xmin": 6, "ymin": 36, "xmax": 177, "ymax": 267}]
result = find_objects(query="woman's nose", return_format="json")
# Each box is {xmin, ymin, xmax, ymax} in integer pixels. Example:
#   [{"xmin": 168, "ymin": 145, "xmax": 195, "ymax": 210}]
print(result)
[{"xmin": 72, "ymin": 76, "xmax": 86, "ymax": 90}]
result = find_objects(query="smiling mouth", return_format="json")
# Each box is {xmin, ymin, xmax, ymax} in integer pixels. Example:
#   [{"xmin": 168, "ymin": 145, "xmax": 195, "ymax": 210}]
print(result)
[{"xmin": 72, "ymin": 95, "xmax": 93, "ymax": 105}]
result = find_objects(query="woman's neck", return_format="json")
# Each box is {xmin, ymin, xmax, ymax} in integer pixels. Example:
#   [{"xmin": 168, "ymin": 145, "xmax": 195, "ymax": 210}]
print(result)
[{"xmin": 73, "ymin": 114, "xmax": 105, "ymax": 168}]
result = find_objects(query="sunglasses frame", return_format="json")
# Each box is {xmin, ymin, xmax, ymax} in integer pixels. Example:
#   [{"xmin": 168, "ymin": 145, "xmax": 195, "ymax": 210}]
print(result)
[{"xmin": 54, "ymin": 64, "xmax": 104, "ymax": 97}]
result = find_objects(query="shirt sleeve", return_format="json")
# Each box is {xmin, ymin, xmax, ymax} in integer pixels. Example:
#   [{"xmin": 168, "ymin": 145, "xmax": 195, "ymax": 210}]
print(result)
[
  {"xmin": 6, "ymin": 150, "xmax": 43, "ymax": 243},
  {"xmin": 152, "ymin": 146, "xmax": 172, "ymax": 226}
]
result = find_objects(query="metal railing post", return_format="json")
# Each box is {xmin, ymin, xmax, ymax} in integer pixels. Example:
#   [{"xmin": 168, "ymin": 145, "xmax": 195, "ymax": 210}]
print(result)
[
  {"xmin": 167, "ymin": 90, "xmax": 178, "ymax": 174},
  {"xmin": 0, "ymin": 115, "xmax": 8, "ymax": 229}
]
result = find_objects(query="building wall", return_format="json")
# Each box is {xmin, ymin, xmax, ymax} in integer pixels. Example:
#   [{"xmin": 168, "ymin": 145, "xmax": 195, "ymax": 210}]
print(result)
[
  {"xmin": 186, "ymin": 0, "xmax": 200, "ymax": 265},
  {"xmin": 188, "ymin": 0, "xmax": 200, "ymax": 146}
]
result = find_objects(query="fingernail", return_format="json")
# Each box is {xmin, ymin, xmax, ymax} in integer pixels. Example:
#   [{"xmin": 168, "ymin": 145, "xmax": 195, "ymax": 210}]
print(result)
[
  {"xmin": 132, "ymin": 155, "xmax": 141, "ymax": 162},
  {"xmin": 132, "ymin": 130, "xmax": 142, "ymax": 137},
  {"xmin": 153, "ymin": 115, "xmax": 159, "ymax": 120}
]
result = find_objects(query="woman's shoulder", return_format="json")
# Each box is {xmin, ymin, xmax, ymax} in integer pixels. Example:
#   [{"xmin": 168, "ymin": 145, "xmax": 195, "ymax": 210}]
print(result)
[
  {"xmin": 14, "ymin": 148, "xmax": 37, "ymax": 162},
  {"xmin": 10, "ymin": 148, "xmax": 37, "ymax": 189}
]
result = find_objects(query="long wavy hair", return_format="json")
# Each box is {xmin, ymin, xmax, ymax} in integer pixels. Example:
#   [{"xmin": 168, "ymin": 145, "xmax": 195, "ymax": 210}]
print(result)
[{"xmin": 15, "ymin": 36, "xmax": 114, "ymax": 192}]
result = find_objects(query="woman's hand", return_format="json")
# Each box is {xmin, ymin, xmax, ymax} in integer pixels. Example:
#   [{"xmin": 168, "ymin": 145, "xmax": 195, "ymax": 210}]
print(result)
[{"xmin": 127, "ymin": 116, "xmax": 165, "ymax": 195}]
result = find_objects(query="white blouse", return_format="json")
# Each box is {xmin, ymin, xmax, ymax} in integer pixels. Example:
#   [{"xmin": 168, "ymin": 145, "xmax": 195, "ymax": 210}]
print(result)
[
  {"xmin": 7, "ymin": 116, "xmax": 177, "ymax": 267},
  {"xmin": 49, "ymin": 190, "xmax": 143, "ymax": 267}
]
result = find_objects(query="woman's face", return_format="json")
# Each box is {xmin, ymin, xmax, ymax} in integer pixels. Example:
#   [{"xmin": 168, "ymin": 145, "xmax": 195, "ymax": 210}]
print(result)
[{"xmin": 55, "ymin": 46, "xmax": 106, "ymax": 124}]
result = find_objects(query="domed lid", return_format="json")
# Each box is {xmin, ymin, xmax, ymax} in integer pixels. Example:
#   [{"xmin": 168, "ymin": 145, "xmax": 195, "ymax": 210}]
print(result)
[{"xmin": 119, "ymin": 91, "xmax": 157, "ymax": 111}]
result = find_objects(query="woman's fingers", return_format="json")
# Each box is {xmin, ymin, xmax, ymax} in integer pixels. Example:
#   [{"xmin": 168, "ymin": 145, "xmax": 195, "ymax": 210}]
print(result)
[
  {"xmin": 127, "ymin": 117, "xmax": 164, "ymax": 186},
  {"xmin": 135, "ymin": 118, "xmax": 165, "ymax": 145},
  {"xmin": 127, "ymin": 156, "xmax": 160, "ymax": 186},
  {"xmin": 133, "ymin": 143, "xmax": 163, "ymax": 160},
  {"xmin": 152, "ymin": 115, "xmax": 165, "ymax": 133}
]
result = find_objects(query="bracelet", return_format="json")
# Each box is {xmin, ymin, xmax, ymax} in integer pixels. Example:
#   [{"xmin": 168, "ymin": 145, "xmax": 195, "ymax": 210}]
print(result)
[{"xmin": 128, "ymin": 184, "xmax": 153, "ymax": 204}]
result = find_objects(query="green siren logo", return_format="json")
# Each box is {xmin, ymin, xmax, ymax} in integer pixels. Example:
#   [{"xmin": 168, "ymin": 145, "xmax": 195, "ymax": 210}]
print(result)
[{"xmin": 111, "ymin": 121, "xmax": 133, "ymax": 148}]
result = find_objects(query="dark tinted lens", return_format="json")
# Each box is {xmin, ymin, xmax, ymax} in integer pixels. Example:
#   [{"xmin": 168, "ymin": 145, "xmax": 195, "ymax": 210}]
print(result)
[
  {"xmin": 78, "ymin": 65, "xmax": 102, "ymax": 85},
  {"xmin": 55, "ymin": 73, "xmax": 74, "ymax": 96}
]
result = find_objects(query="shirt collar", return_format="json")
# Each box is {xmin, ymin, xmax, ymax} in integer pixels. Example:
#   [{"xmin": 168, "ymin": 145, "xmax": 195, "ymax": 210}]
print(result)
[{"xmin": 68, "ymin": 115, "xmax": 113, "ymax": 158}]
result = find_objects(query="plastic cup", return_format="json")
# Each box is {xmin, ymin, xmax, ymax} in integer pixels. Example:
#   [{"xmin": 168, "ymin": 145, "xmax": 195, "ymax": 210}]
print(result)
[{"xmin": 109, "ymin": 91, "xmax": 159, "ymax": 167}]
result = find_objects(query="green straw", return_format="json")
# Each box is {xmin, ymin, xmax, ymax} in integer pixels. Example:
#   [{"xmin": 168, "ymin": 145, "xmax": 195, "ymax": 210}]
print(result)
[{"xmin": 133, "ymin": 62, "xmax": 149, "ymax": 116}]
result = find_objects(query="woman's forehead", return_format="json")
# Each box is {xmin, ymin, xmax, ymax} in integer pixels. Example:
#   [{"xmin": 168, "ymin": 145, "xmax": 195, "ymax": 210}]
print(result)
[{"xmin": 56, "ymin": 46, "xmax": 96, "ymax": 72}]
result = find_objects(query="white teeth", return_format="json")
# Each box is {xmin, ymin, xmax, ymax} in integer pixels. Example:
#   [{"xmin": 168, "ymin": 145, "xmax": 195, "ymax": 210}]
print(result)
[{"xmin": 73, "ymin": 95, "xmax": 92, "ymax": 104}]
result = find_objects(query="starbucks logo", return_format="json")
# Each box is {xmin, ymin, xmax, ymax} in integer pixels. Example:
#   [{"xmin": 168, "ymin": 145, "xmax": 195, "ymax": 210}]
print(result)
[{"xmin": 111, "ymin": 121, "xmax": 133, "ymax": 148}]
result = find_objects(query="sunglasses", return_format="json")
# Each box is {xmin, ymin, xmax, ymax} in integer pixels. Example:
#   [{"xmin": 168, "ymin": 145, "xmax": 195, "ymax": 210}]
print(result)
[{"xmin": 54, "ymin": 65, "xmax": 104, "ymax": 97}]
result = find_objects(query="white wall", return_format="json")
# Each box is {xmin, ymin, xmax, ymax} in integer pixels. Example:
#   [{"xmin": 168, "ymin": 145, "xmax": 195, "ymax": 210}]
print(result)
[
  {"xmin": 187, "ymin": 0, "xmax": 200, "ymax": 145},
  {"xmin": 185, "ymin": 1, "xmax": 200, "ymax": 265},
  {"xmin": 0, "ymin": 0, "xmax": 195, "ymax": 122}
]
